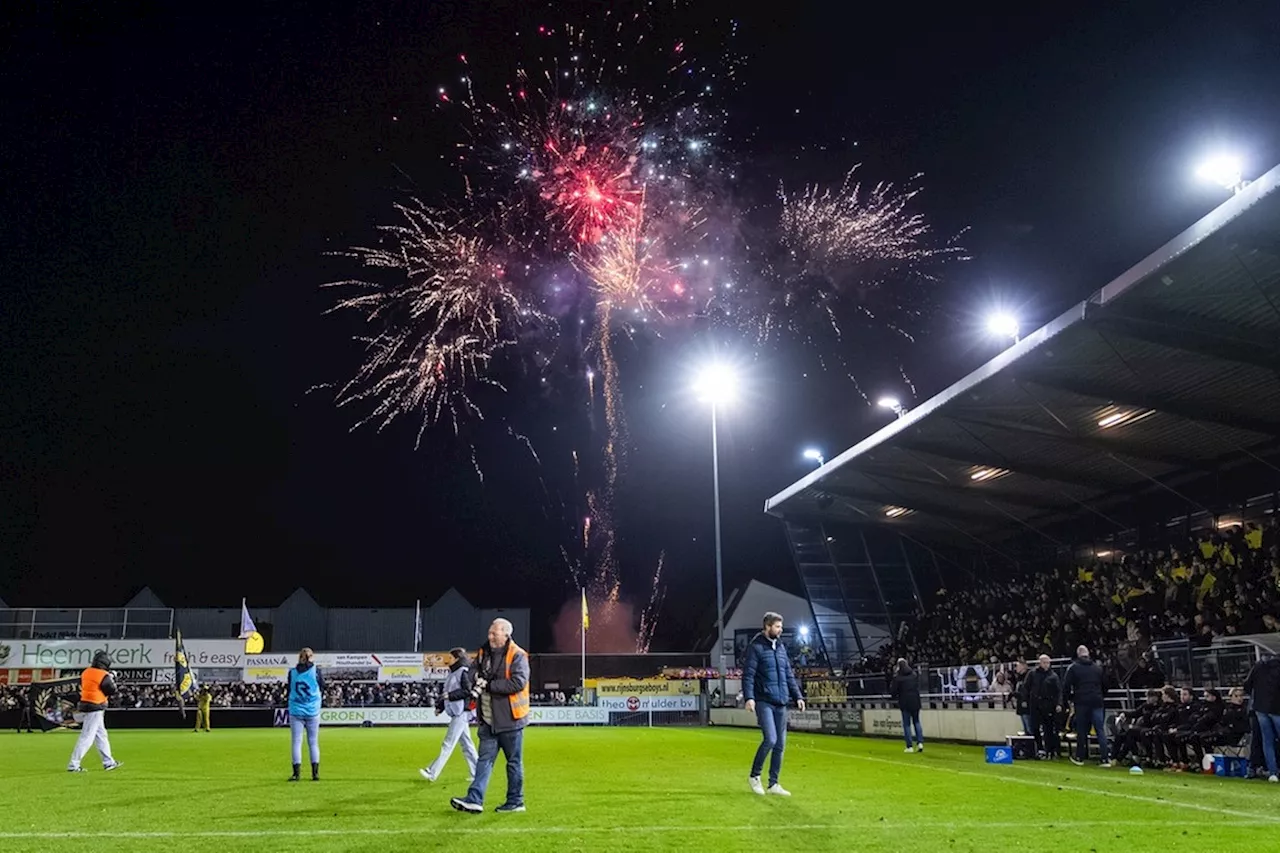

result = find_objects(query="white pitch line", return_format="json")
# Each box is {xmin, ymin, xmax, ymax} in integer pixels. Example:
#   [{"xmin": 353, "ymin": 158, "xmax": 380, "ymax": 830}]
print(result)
[
  {"xmin": 793, "ymin": 741, "xmax": 1280, "ymax": 824},
  {"xmin": 0, "ymin": 820, "xmax": 1272, "ymax": 840}
]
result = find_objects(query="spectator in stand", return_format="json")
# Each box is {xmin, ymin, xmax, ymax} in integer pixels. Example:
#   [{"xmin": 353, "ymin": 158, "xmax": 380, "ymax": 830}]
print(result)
[
  {"xmin": 1244, "ymin": 651, "xmax": 1280, "ymax": 783},
  {"xmin": 890, "ymin": 658, "xmax": 924, "ymax": 754},
  {"xmin": 1062, "ymin": 646, "xmax": 1110, "ymax": 767},
  {"xmin": 1026, "ymin": 655, "xmax": 1061, "ymax": 759},
  {"xmin": 987, "ymin": 670, "xmax": 1013, "ymax": 704}
]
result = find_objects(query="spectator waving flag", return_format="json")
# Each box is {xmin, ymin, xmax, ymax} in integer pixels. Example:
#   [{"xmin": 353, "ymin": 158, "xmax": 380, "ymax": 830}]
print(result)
[
  {"xmin": 240, "ymin": 598, "xmax": 264, "ymax": 654},
  {"xmin": 173, "ymin": 629, "xmax": 198, "ymax": 716}
]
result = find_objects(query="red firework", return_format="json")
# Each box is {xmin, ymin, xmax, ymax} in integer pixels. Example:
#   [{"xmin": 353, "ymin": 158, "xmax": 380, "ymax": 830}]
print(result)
[{"xmin": 532, "ymin": 136, "xmax": 641, "ymax": 245}]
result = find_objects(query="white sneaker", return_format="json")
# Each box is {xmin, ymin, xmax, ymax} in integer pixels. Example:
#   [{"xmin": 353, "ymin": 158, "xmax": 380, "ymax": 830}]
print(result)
[
  {"xmin": 766, "ymin": 783, "xmax": 791, "ymax": 796},
  {"xmin": 916, "ymin": 744, "xmax": 924, "ymax": 753},
  {"xmin": 905, "ymin": 747, "xmax": 915, "ymax": 753},
  {"xmin": 749, "ymin": 776, "xmax": 765, "ymax": 795},
  {"xmin": 1099, "ymin": 761, "xmax": 1113, "ymax": 769},
  {"xmin": 1269, "ymin": 775, "xmax": 1278, "ymax": 783},
  {"xmin": 419, "ymin": 768, "xmax": 436, "ymax": 782},
  {"xmin": 103, "ymin": 761, "xmax": 122, "ymax": 772}
]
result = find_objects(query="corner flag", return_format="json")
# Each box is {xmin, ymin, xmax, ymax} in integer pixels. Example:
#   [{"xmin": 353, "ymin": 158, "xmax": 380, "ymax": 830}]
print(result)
[
  {"xmin": 581, "ymin": 589, "xmax": 589, "ymax": 630},
  {"xmin": 240, "ymin": 598, "xmax": 264, "ymax": 654}
]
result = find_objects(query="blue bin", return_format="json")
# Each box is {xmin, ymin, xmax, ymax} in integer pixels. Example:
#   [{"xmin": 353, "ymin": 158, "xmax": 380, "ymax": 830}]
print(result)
[
  {"xmin": 1213, "ymin": 755, "xmax": 1249, "ymax": 778},
  {"xmin": 985, "ymin": 745, "xmax": 1014, "ymax": 764}
]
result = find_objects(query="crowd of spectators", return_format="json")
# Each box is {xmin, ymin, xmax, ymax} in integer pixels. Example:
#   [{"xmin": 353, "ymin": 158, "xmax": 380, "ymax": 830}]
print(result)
[{"xmin": 892, "ymin": 522, "xmax": 1280, "ymax": 669}]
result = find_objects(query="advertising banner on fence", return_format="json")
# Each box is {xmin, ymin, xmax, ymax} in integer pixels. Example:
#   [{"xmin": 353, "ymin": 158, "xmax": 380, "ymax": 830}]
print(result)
[
  {"xmin": 597, "ymin": 695, "xmax": 700, "ymax": 712},
  {"xmin": 804, "ymin": 679, "xmax": 849, "ymax": 704},
  {"xmin": 243, "ymin": 654, "xmax": 294, "ymax": 683},
  {"xmin": 788, "ymin": 709, "xmax": 822, "ymax": 731},
  {"xmin": 60, "ymin": 668, "xmax": 170, "ymax": 685},
  {"xmin": 818, "ymin": 708, "xmax": 863, "ymax": 735},
  {"xmin": 0, "ymin": 668, "xmax": 57, "ymax": 685},
  {"xmin": 2, "ymin": 639, "xmax": 249, "ymax": 670},
  {"xmin": 527, "ymin": 706, "xmax": 609, "ymax": 725},
  {"xmin": 593, "ymin": 678, "xmax": 699, "ymax": 697},
  {"xmin": 860, "ymin": 708, "xmax": 903, "ymax": 738},
  {"xmin": 309, "ymin": 652, "xmax": 451, "ymax": 682}
]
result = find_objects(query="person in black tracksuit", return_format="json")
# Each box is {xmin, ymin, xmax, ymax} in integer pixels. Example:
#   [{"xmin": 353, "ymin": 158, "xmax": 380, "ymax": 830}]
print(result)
[
  {"xmin": 1143, "ymin": 687, "xmax": 1181, "ymax": 766},
  {"xmin": 1013, "ymin": 661, "xmax": 1034, "ymax": 738},
  {"xmin": 1061, "ymin": 646, "xmax": 1110, "ymax": 765},
  {"xmin": 1114, "ymin": 690, "xmax": 1161, "ymax": 765},
  {"xmin": 1195, "ymin": 688, "xmax": 1249, "ymax": 763},
  {"xmin": 1171, "ymin": 689, "xmax": 1222, "ymax": 767},
  {"xmin": 1026, "ymin": 655, "xmax": 1061, "ymax": 758},
  {"xmin": 1155, "ymin": 688, "xmax": 1199, "ymax": 767},
  {"xmin": 889, "ymin": 659, "xmax": 924, "ymax": 752},
  {"xmin": 15, "ymin": 689, "xmax": 35, "ymax": 733}
]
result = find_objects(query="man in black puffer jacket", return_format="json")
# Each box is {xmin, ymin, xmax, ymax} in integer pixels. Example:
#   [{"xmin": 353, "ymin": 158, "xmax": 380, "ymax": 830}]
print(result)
[
  {"xmin": 1244, "ymin": 652, "xmax": 1280, "ymax": 781},
  {"xmin": 1061, "ymin": 645, "xmax": 1110, "ymax": 766},
  {"xmin": 741, "ymin": 612, "xmax": 805, "ymax": 797},
  {"xmin": 1026, "ymin": 655, "xmax": 1061, "ymax": 758}
]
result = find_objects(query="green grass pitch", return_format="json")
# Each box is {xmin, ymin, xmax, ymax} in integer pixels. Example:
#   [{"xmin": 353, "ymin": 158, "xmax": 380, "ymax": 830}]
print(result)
[{"xmin": 2, "ymin": 726, "xmax": 1274, "ymax": 852}]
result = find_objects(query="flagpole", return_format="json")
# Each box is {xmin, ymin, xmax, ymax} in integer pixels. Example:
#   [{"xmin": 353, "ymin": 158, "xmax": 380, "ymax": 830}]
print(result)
[
  {"xmin": 580, "ymin": 590, "xmax": 586, "ymax": 704},
  {"xmin": 414, "ymin": 599, "xmax": 421, "ymax": 653}
]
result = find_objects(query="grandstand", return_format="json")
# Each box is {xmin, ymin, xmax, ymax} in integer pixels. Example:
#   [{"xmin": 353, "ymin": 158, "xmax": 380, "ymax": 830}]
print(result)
[{"xmin": 765, "ymin": 162, "xmax": 1280, "ymax": 670}]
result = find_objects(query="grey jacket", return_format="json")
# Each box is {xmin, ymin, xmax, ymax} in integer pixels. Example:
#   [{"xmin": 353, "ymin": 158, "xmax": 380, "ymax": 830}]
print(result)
[{"xmin": 476, "ymin": 641, "xmax": 530, "ymax": 733}]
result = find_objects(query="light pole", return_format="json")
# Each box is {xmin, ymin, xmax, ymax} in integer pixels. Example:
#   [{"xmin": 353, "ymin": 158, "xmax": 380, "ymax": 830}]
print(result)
[{"xmin": 694, "ymin": 363, "xmax": 739, "ymax": 699}]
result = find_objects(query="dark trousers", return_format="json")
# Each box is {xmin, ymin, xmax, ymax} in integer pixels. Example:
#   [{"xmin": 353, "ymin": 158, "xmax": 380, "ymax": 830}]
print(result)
[
  {"xmin": 1034, "ymin": 710, "xmax": 1059, "ymax": 756},
  {"xmin": 1074, "ymin": 705, "xmax": 1108, "ymax": 762}
]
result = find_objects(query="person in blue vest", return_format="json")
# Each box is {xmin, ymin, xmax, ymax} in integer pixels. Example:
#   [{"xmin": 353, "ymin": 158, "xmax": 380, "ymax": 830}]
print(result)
[
  {"xmin": 741, "ymin": 611, "xmax": 805, "ymax": 796},
  {"xmin": 287, "ymin": 647, "xmax": 324, "ymax": 782}
]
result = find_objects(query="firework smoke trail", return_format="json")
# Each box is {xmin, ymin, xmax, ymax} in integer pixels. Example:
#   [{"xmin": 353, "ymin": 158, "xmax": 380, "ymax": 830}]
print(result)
[{"xmin": 636, "ymin": 550, "xmax": 666, "ymax": 654}]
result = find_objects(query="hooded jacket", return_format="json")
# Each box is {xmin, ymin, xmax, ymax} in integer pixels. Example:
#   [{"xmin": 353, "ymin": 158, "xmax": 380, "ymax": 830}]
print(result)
[
  {"xmin": 440, "ymin": 655, "xmax": 475, "ymax": 718},
  {"xmin": 890, "ymin": 665, "xmax": 922, "ymax": 714},
  {"xmin": 77, "ymin": 651, "xmax": 118, "ymax": 713},
  {"xmin": 1245, "ymin": 657, "xmax": 1280, "ymax": 716},
  {"xmin": 1061, "ymin": 657, "xmax": 1106, "ymax": 707},
  {"xmin": 741, "ymin": 632, "xmax": 802, "ymax": 707}
]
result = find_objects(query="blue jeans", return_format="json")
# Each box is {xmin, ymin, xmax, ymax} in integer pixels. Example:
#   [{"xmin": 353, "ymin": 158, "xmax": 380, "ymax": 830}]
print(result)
[
  {"xmin": 901, "ymin": 708, "xmax": 923, "ymax": 748},
  {"xmin": 1074, "ymin": 705, "xmax": 1108, "ymax": 762},
  {"xmin": 1255, "ymin": 712, "xmax": 1280, "ymax": 777},
  {"xmin": 750, "ymin": 701, "xmax": 788, "ymax": 785},
  {"xmin": 1020, "ymin": 713, "xmax": 1035, "ymax": 737},
  {"xmin": 464, "ymin": 723, "xmax": 524, "ymax": 807},
  {"xmin": 290, "ymin": 715, "xmax": 320, "ymax": 765}
]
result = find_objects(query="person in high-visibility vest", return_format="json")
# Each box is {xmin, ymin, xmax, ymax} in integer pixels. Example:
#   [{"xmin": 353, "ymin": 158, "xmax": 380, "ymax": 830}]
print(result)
[
  {"xmin": 195, "ymin": 684, "xmax": 212, "ymax": 732},
  {"xmin": 449, "ymin": 618, "xmax": 530, "ymax": 814},
  {"xmin": 67, "ymin": 651, "xmax": 122, "ymax": 772}
]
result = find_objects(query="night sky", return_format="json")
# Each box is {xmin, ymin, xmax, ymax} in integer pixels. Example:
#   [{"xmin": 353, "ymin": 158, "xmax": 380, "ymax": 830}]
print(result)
[{"xmin": 4, "ymin": 1, "xmax": 1280, "ymax": 652}]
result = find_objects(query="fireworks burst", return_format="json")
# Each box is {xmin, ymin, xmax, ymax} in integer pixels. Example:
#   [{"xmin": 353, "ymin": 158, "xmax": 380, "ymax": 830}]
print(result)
[{"xmin": 326, "ymin": 3, "xmax": 961, "ymax": 651}]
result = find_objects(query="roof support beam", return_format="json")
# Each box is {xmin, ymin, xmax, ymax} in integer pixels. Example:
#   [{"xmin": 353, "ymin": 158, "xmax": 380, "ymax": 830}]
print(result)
[
  {"xmin": 891, "ymin": 441, "xmax": 1128, "ymax": 492},
  {"xmin": 1017, "ymin": 375, "xmax": 1280, "ymax": 436},
  {"xmin": 851, "ymin": 468, "xmax": 1077, "ymax": 513},
  {"xmin": 1091, "ymin": 306, "xmax": 1280, "ymax": 374},
  {"xmin": 821, "ymin": 483, "xmax": 1011, "ymax": 526},
  {"xmin": 944, "ymin": 414, "xmax": 1211, "ymax": 471}
]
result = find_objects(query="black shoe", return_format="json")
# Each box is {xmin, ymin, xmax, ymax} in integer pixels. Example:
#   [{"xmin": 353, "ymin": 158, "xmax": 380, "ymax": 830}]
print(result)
[
  {"xmin": 311, "ymin": 762, "xmax": 320, "ymax": 781},
  {"xmin": 288, "ymin": 763, "xmax": 301, "ymax": 782},
  {"xmin": 450, "ymin": 797, "xmax": 483, "ymax": 814},
  {"xmin": 494, "ymin": 803, "xmax": 526, "ymax": 813}
]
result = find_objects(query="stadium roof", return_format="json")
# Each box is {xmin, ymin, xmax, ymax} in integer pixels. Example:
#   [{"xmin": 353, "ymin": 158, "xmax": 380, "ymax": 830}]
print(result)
[{"xmin": 766, "ymin": 163, "xmax": 1280, "ymax": 548}]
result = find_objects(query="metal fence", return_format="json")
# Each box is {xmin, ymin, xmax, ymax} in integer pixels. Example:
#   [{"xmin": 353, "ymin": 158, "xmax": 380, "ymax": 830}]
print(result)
[{"xmin": 0, "ymin": 607, "xmax": 174, "ymax": 640}]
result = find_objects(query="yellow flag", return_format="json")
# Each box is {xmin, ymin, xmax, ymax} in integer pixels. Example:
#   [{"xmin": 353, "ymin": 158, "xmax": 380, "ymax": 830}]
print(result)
[{"xmin": 581, "ymin": 589, "xmax": 589, "ymax": 630}]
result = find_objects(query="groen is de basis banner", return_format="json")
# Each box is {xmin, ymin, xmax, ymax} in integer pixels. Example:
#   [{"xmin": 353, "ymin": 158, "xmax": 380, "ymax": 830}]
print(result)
[{"xmin": 273, "ymin": 706, "xmax": 611, "ymax": 726}]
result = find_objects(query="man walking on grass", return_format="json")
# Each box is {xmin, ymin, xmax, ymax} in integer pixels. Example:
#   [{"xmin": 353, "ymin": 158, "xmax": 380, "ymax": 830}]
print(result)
[{"xmin": 742, "ymin": 612, "xmax": 805, "ymax": 796}]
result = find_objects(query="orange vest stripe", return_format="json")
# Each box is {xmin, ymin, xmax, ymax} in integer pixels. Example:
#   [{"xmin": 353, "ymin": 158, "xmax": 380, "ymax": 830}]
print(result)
[{"xmin": 81, "ymin": 668, "xmax": 108, "ymax": 705}]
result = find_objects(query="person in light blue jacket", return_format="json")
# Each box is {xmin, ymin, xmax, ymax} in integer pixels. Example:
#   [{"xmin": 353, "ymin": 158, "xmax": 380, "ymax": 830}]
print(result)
[{"xmin": 287, "ymin": 647, "xmax": 324, "ymax": 782}]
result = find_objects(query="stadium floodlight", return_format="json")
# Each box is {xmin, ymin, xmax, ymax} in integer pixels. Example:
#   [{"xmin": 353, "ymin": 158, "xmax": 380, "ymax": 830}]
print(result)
[
  {"xmin": 803, "ymin": 448, "xmax": 825, "ymax": 467},
  {"xmin": 986, "ymin": 312, "xmax": 1020, "ymax": 343},
  {"xmin": 693, "ymin": 363, "xmax": 739, "ymax": 406},
  {"xmin": 798, "ymin": 625, "xmax": 810, "ymax": 639},
  {"xmin": 1196, "ymin": 155, "xmax": 1248, "ymax": 194},
  {"xmin": 693, "ymin": 361, "xmax": 740, "ymax": 699},
  {"xmin": 877, "ymin": 396, "xmax": 907, "ymax": 418}
]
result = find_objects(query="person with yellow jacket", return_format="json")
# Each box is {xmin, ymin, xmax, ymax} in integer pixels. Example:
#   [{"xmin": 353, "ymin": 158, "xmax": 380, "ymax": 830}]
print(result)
[
  {"xmin": 195, "ymin": 684, "xmax": 213, "ymax": 732},
  {"xmin": 450, "ymin": 618, "xmax": 529, "ymax": 814},
  {"xmin": 67, "ymin": 650, "xmax": 122, "ymax": 772}
]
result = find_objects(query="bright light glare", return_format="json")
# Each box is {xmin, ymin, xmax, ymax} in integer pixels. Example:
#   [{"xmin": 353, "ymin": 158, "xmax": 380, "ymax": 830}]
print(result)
[
  {"xmin": 798, "ymin": 625, "xmax": 810, "ymax": 638},
  {"xmin": 803, "ymin": 448, "xmax": 824, "ymax": 462},
  {"xmin": 1197, "ymin": 155, "xmax": 1243, "ymax": 191},
  {"xmin": 877, "ymin": 396, "xmax": 900, "ymax": 410},
  {"xmin": 987, "ymin": 313, "xmax": 1020, "ymax": 340},
  {"xmin": 693, "ymin": 364, "xmax": 740, "ymax": 406}
]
